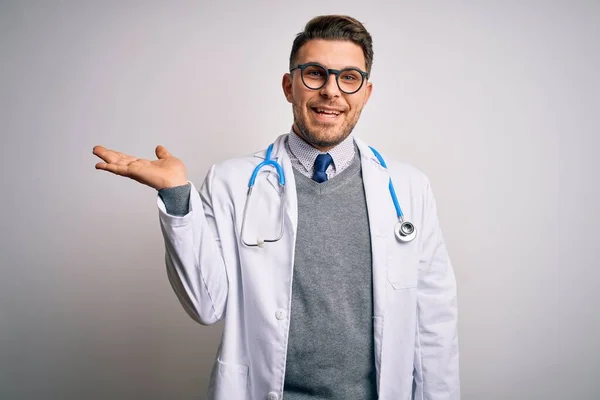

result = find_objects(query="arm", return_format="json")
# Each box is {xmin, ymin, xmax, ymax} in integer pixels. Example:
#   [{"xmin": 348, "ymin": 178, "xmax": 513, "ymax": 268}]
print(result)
[
  {"xmin": 92, "ymin": 145, "xmax": 228, "ymax": 325},
  {"xmin": 413, "ymin": 180, "xmax": 460, "ymax": 400},
  {"xmin": 158, "ymin": 166, "xmax": 228, "ymax": 325}
]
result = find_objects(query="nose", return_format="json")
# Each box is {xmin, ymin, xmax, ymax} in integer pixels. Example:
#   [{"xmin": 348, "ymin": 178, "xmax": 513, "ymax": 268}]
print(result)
[{"xmin": 319, "ymin": 72, "xmax": 341, "ymax": 98}]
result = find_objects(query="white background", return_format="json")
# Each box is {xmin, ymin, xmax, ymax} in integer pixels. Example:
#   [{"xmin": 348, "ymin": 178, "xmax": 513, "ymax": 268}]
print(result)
[{"xmin": 1, "ymin": 1, "xmax": 598, "ymax": 399}]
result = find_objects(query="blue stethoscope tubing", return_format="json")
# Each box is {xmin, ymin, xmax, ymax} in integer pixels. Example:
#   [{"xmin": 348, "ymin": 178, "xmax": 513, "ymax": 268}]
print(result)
[
  {"xmin": 241, "ymin": 144, "xmax": 286, "ymax": 247},
  {"xmin": 248, "ymin": 143, "xmax": 286, "ymax": 187},
  {"xmin": 241, "ymin": 143, "xmax": 416, "ymax": 247},
  {"xmin": 368, "ymin": 146, "xmax": 417, "ymax": 243}
]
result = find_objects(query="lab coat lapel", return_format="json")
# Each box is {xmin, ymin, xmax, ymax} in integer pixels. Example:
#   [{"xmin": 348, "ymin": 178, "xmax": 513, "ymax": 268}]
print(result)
[
  {"xmin": 252, "ymin": 134, "xmax": 298, "ymax": 236},
  {"xmin": 355, "ymin": 138, "xmax": 392, "ymax": 317},
  {"xmin": 251, "ymin": 134, "xmax": 298, "ymax": 269},
  {"xmin": 355, "ymin": 138, "xmax": 394, "ymax": 391},
  {"xmin": 271, "ymin": 134, "xmax": 298, "ymax": 236}
]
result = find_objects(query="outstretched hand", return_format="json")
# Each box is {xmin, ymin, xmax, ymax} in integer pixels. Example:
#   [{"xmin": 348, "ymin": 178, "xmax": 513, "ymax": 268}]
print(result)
[{"xmin": 93, "ymin": 145, "xmax": 188, "ymax": 190}]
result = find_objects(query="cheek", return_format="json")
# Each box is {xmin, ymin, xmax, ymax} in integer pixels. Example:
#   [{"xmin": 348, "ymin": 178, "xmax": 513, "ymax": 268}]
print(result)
[
  {"xmin": 347, "ymin": 100, "xmax": 363, "ymax": 116},
  {"xmin": 294, "ymin": 95, "xmax": 314, "ymax": 112},
  {"xmin": 295, "ymin": 84, "xmax": 319, "ymax": 104}
]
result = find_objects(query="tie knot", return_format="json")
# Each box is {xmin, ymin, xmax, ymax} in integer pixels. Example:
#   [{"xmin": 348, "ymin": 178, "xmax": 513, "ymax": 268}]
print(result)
[
  {"xmin": 312, "ymin": 153, "xmax": 333, "ymax": 183},
  {"xmin": 314, "ymin": 153, "xmax": 333, "ymax": 172}
]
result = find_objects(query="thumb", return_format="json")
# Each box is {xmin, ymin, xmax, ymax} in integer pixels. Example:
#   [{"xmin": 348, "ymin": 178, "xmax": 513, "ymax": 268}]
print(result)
[{"xmin": 155, "ymin": 145, "xmax": 172, "ymax": 159}]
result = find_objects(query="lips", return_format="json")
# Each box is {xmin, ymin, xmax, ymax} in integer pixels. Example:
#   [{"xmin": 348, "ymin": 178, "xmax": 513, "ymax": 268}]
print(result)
[
  {"xmin": 313, "ymin": 108, "xmax": 341, "ymax": 116},
  {"xmin": 310, "ymin": 105, "xmax": 345, "ymax": 118}
]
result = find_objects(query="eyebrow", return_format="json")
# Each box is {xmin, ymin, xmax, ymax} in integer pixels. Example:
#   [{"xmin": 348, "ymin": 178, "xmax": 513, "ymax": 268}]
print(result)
[{"xmin": 304, "ymin": 61, "xmax": 366, "ymax": 71}]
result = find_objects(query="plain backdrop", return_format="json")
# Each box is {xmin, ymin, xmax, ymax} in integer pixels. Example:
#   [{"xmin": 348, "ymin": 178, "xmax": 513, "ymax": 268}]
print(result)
[{"xmin": 1, "ymin": 1, "xmax": 599, "ymax": 399}]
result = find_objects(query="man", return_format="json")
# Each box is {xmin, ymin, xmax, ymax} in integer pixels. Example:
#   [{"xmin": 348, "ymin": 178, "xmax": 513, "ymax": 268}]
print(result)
[{"xmin": 93, "ymin": 15, "xmax": 459, "ymax": 400}]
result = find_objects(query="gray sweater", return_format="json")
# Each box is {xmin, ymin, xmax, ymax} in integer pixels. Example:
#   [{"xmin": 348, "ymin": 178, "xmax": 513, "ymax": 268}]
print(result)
[{"xmin": 283, "ymin": 151, "xmax": 376, "ymax": 399}]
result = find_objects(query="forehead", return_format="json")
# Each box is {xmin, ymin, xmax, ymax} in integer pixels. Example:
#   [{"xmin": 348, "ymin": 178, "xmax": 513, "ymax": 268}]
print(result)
[{"xmin": 296, "ymin": 39, "xmax": 366, "ymax": 70}]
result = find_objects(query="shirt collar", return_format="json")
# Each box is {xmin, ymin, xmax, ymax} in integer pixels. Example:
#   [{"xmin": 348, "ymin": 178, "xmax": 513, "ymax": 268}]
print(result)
[{"xmin": 287, "ymin": 127, "xmax": 356, "ymax": 174}]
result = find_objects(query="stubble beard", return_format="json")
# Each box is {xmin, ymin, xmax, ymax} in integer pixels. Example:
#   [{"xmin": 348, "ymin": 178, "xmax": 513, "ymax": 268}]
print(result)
[{"xmin": 292, "ymin": 102, "xmax": 361, "ymax": 149}]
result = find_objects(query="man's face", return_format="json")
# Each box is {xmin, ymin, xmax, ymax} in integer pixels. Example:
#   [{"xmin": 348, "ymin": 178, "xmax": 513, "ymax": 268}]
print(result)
[{"xmin": 282, "ymin": 39, "xmax": 373, "ymax": 151}]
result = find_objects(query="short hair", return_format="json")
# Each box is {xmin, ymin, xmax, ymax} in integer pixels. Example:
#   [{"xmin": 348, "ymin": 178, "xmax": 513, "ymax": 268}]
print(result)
[{"xmin": 289, "ymin": 15, "xmax": 374, "ymax": 74}]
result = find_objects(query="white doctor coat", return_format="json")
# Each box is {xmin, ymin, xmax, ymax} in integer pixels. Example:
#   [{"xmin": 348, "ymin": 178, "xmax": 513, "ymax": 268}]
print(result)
[{"xmin": 157, "ymin": 134, "xmax": 460, "ymax": 400}]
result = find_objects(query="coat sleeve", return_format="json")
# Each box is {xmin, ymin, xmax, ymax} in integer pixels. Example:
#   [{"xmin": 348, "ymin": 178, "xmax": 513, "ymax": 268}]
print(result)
[
  {"xmin": 157, "ymin": 165, "xmax": 229, "ymax": 326},
  {"xmin": 413, "ymin": 179, "xmax": 460, "ymax": 400}
]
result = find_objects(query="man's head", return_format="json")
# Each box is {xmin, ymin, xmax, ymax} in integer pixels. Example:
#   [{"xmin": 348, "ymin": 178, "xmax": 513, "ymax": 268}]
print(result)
[{"xmin": 282, "ymin": 15, "xmax": 374, "ymax": 151}]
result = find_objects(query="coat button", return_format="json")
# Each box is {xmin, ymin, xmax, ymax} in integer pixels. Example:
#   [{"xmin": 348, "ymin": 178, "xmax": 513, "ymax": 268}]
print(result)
[
  {"xmin": 267, "ymin": 392, "xmax": 279, "ymax": 400},
  {"xmin": 275, "ymin": 309, "xmax": 286, "ymax": 320}
]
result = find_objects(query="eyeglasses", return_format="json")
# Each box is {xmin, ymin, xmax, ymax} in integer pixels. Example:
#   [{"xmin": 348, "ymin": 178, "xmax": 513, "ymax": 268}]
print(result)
[{"xmin": 290, "ymin": 62, "xmax": 369, "ymax": 94}]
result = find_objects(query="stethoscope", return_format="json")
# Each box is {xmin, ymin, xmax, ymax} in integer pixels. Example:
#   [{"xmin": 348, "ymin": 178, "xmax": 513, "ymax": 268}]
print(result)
[{"xmin": 240, "ymin": 143, "xmax": 417, "ymax": 247}]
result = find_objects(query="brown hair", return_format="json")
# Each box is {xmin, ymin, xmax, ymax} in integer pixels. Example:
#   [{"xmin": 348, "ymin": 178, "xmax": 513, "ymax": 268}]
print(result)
[{"xmin": 289, "ymin": 15, "xmax": 374, "ymax": 74}]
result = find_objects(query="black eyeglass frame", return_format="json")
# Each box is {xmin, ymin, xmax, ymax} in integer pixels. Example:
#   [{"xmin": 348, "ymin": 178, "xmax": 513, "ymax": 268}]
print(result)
[{"xmin": 289, "ymin": 62, "xmax": 370, "ymax": 94}]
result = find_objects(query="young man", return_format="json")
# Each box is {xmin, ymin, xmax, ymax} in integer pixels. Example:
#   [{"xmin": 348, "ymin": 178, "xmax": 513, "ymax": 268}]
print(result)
[{"xmin": 93, "ymin": 15, "xmax": 460, "ymax": 400}]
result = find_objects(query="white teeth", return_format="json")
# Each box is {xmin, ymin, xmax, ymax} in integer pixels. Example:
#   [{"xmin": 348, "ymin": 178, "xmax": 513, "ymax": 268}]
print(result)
[{"xmin": 316, "ymin": 108, "xmax": 340, "ymax": 116}]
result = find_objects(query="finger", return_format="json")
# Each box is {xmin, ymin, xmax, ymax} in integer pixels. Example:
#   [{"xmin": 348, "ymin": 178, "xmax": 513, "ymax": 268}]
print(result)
[
  {"xmin": 155, "ymin": 145, "xmax": 171, "ymax": 159},
  {"xmin": 113, "ymin": 150, "xmax": 135, "ymax": 159},
  {"xmin": 95, "ymin": 162, "xmax": 130, "ymax": 176},
  {"xmin": 92, "ymin": 145, "xmax": 110, "ymax": 159},
  {"xmin": 93, "ymin": 145, "xmax": 122, "ymax": 163},
  {"xmin": 93, "ymin": 145, "xmax": 136, "ymax": 165}
]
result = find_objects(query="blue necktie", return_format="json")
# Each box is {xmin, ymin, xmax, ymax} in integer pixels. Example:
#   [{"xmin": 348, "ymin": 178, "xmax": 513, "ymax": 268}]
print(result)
[{"xmin": 312, "ymin": 153, "xmax": 333, "ymax": 183}]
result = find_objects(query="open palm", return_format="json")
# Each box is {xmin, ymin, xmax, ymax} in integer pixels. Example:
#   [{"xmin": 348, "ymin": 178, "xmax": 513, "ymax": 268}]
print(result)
[{"xmin": 93, "ymin": 145, "xmax": 188, "ymax": 190}]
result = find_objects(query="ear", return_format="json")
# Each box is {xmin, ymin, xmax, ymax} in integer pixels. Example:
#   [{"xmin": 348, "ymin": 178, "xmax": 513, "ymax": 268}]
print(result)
[{"xmin": 282, "ymin": 73, "xmax": 293, "ymax": 103}]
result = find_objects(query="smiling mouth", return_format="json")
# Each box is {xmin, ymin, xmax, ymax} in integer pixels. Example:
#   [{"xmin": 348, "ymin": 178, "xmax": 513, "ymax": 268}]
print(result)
[{"xmin": 311, "ymin": 107, "xmax": 344, "ymax": 117}]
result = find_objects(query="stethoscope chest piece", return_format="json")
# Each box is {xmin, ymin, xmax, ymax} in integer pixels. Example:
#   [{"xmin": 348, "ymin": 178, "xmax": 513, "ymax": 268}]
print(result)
[{"xmin": 394, "ymin": 220, "xmax": 416, "ymax": 243}]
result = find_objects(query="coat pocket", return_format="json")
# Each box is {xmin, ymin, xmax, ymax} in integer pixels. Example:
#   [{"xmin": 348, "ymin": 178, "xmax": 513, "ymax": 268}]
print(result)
[
  {"xmin": 207, "ymin": 358, "xmax": 249, "ymax": 399},
  {"xmin": 387, "ymin": 236, "xmax": 419, "ymax": 290},
  {"xmin": 387, "ymin": 252, "xmax": 418, "ymax": 290},
  {"xmin": 387, "ymin": 265, "xmax": 417, "ymax": 290}
]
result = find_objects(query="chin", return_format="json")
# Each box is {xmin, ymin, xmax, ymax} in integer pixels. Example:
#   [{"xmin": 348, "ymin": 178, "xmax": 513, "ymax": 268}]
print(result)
[
  {"xmin": 293, "ymin": 109, "xmax": 354, "ymax": 148},
  {"xmin": 303, "ymin": 127, "xmax": 350, "ymax": 149}
]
